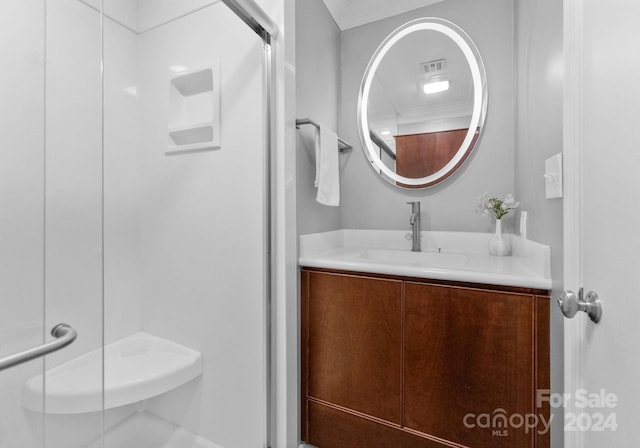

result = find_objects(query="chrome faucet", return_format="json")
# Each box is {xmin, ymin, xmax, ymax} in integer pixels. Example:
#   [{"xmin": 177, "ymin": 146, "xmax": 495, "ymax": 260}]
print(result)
[{"xmin": 406, "ymin": 201, "xmax": 421, "ymax": 252}]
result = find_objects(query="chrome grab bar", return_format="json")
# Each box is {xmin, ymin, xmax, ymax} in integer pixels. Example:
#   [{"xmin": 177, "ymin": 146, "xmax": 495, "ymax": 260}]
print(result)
[{"xmin": 0, "ymin": 324, "xmax": 77, "ymax": 372}]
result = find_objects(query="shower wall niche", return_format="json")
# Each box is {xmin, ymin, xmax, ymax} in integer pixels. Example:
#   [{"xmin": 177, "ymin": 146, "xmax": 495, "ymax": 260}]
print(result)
[{"xmin": 168, "ymin": 64, "xmax": 221, "ymax": 152}]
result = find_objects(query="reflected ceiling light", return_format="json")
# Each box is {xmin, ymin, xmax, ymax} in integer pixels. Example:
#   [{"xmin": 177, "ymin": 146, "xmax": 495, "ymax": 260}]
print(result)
[
  {"xmin": 422, "ymin": 77, "xmax": 450, "ymax": 94},
  {"xmin": 169, "ymin": 65, "xmax": 188, "ymax": 73},
  {"xmin": 380, "ymin": 130, "xmax": 392, "ymax": 136}
]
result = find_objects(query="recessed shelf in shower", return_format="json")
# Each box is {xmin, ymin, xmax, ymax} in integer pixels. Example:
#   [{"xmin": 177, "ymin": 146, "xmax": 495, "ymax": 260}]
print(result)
[{"xmin": 168, "ymin": 63, "xmax": 221, "ymax": 153}]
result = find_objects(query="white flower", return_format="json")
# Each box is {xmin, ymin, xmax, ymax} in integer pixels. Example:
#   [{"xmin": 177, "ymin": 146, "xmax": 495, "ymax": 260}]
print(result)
[{"xmin": 475, "ymin": 192, "xmax": 519, "ymax": 220}]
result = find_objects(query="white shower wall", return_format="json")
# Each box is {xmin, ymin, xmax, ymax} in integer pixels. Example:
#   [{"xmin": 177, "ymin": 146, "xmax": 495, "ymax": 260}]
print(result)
[
  {"xmin": 0, "ymin": 0, "xmax": 46, "ymax": 445},
  {"xmin": 39, "ymin": 0, "xmax": 142, "ymax": 366},
  {"xmin": 103, "ymin": 7, "xmax": 144, "ymax": 348},
  {"xmin": 136, "ymin": 3, "xmax": 267, "ymax": 448},
  {"xmin": 100, "ymin": 1, "xmax": 267, "ymax": 446},
  {"xmin": 44, "ymin": 0, "xmax": 140, "ymax": 446}
]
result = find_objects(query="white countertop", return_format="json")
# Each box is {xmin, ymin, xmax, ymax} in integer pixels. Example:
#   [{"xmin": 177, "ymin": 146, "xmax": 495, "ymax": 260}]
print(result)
[{"xmin": 299, "ymin": 230, "xmax": 552, "ymax": 290}]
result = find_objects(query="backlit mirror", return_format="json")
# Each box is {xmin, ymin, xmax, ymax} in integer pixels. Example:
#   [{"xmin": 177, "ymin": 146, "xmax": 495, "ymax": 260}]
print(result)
[{"xmin": 358, "ymin": 18, "xmax": 487, "ymax": 189}]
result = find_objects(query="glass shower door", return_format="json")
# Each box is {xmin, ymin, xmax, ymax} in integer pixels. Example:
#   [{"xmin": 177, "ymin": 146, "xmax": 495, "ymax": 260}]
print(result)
[
  {"xmin": 0, "ymin": 0, "xmax": 47, "ymax": 446},
  {"xmin": 1, "ymin": 0, "xmax": 274, "ymax": 446},
  {"xmin": 0, "ymin": 0, "xmax": 104, "ymax": 447},
  {"xmin": 43, "ymin": 0, "xmax": 104, "ymax": 445}
]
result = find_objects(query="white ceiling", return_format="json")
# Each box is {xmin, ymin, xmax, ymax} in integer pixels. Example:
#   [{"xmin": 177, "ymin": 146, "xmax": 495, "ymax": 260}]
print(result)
[{"xmin": 321, "ymin": 0, "xmax": 445, "ymax": 30}]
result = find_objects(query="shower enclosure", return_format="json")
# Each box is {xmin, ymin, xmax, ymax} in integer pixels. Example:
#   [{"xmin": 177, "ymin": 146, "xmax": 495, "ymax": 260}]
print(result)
[{"xmin": 0, "ymin": 0, "xmax": 275, "ymax": 447}]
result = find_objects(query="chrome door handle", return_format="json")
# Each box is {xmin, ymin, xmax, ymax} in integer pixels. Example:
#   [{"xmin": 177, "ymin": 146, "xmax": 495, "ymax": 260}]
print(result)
[
  {"xmin": 557, "ymin": 288, "xmax": 602, "ymax": 323},
  {"xmin": 0, "ymin": 324, "xmax": 77, "ymax": 372}
]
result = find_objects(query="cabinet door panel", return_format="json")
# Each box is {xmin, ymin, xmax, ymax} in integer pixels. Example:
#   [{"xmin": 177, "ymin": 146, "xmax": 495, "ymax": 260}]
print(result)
[
  {"xmin": 306, "ymin": 272, "xmax": 402, "ymax": 424},
  {"xmin": 404, "ymin": 282, "xmax": 535, "ymax": 447}
]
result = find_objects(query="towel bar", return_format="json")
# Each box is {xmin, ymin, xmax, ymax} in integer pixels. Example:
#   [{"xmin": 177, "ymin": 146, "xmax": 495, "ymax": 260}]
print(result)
[{"xmin": 295, "ymin": 118, "xmax": 352, "ymax": 151}]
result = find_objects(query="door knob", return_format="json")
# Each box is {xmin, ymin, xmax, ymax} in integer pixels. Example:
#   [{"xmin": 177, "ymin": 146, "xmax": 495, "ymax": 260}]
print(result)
[{"xmin": 557, "ymin": 288, "xmax": 602, "ymax": 323}]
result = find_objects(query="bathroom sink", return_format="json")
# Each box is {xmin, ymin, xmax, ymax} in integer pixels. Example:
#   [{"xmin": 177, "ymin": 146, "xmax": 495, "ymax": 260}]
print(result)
[
  {"xmin": 298, "ymin": 229, "xmax": 552, "ymax": 290},
  {"xmin": 358, "ymin": 249, "xmax": 470, "ymax": 269}
]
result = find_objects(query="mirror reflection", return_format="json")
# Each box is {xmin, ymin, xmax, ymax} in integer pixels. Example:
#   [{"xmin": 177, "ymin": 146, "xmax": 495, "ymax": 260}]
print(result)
[{"xmin": 359, "ymin": 18, "xmax": 487, "ymax": 189}]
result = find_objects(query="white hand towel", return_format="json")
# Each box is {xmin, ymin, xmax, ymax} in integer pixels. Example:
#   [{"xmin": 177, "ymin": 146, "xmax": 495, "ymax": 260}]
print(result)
[{"xmin": 314, "ymin": 124, "xmax": 340, "ymax": 206}]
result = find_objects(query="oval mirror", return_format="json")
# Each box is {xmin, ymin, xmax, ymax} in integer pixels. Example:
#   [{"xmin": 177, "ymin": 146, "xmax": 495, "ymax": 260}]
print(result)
[{"xmin": 358, "ymin": 18, "xmax": 487, "ymax": 189}]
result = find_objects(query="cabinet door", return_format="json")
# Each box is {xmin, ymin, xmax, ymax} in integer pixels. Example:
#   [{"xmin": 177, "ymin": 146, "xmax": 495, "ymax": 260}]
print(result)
[
  {"xmin": 404, "ymin": 282, "xmax": 535, "ymax": 447},
  {"xmin": 305, "ymin": 271, "xmax": 402, "ymax": 424}
]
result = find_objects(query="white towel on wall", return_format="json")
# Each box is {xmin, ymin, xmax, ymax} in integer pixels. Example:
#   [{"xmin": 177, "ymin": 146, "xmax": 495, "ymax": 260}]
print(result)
[{"xmin": 314, "ymin": 124, "xmax": 340, "ymax": 206}]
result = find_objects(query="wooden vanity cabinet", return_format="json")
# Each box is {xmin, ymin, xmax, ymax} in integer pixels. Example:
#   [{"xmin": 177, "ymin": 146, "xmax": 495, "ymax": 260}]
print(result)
[{"xmin": 301, "ymin": 268, "xmax": 550, "ymax": 448}]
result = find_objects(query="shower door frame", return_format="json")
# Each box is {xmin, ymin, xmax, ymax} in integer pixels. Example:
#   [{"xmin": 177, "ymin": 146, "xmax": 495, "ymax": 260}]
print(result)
[{"xmin": 219, "ymin": 1, "xmax": 278, "ymax": 447}]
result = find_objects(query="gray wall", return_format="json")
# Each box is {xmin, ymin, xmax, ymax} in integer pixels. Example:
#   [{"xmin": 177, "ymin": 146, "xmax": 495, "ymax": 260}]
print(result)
[
  {"xmin": 340, "ymin": 0, "xmax": 515, "ymax": 232},
  {"xmin": 295, "ymin": 0, "xmax": 343, "ymax": 235},
  {"xmin": 514, "ymin": 0, "xmax": 563, "ymax": 446}
]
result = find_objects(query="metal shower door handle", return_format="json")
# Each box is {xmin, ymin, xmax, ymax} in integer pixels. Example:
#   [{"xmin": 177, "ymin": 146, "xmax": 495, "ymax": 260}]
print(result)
[
  {"xmin": 557, "ymin": 288, "xmax": 603, "ymax": 323},
  {"xmin": 0, "ymin": 324, "xmax": 77, "ymax": 372}
]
